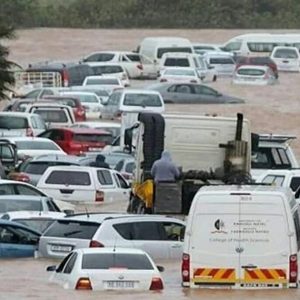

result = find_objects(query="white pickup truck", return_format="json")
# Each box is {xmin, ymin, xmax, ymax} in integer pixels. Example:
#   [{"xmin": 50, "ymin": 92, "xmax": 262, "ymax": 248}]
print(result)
[{"xmin": 256, "ymin": 169, "xmax": 300, "ymax": 199}]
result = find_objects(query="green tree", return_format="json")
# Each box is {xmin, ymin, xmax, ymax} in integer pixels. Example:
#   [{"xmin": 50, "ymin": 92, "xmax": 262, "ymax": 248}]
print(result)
[{"xmin": 0, "ymin": 24, "xmax": 16, "ymax": 100}]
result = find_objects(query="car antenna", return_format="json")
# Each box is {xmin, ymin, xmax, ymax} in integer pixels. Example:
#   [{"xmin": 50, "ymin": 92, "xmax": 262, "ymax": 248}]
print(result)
[
  {"xmin": 39, "ymin": 197, "xmax": 42, "ymax": 216},
  {"xmin": 85, "ymin": 206, "xmax": 90, "ymax": 218}
]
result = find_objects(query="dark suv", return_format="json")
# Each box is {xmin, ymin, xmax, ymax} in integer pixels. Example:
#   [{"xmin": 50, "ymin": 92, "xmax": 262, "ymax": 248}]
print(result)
[
  {"xmin": 26, "ymin": 62, "xmax": 94, "ymax": 87},
  {"xmin": 234, "ymin": 56, "xmax": 279, "ymax": 79}
]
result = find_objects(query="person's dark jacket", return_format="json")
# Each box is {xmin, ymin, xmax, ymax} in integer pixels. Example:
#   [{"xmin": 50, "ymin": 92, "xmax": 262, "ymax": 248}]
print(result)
[{"xmin": 94, "ymin": 154, "xmax": 110, "ymax": 169}]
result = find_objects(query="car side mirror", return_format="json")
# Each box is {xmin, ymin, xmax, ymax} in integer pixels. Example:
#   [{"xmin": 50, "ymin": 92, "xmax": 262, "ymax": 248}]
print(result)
[
  {"xmin": 63, "ymin": 209, "xmax": 74, "ymax": 216},
  {"xmin": 46, "ymin": 265, "xmax": 56, "ymax": 272},
  {"xmin": 157, "ymin": 265, "xmax": 164, "ymax": 272}
]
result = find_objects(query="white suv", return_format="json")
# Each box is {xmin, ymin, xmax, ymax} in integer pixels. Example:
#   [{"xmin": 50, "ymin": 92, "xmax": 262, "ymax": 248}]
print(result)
[
  {"xmin": 38, "ymin": 214, "xmax": 185, "ymax": 259},
  {"xmin": 37, "ymin": 166, "xmax": 131, "ymax": 203}
]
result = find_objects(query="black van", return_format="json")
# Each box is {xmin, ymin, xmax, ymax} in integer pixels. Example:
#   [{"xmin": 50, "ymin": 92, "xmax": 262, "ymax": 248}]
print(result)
[{"xmin": 26, "ymin": 62, "xmax": 94, "ymax": 87}]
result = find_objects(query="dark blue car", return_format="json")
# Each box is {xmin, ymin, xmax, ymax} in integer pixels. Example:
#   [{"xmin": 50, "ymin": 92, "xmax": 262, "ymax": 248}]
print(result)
[{"xmin": 0, "ymin": 220, "xmax": 40, "ymax": 258}]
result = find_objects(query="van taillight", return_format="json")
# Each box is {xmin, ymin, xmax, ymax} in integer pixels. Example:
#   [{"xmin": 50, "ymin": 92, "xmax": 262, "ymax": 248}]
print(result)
[
  {"xmin": 62, "ymin": 70, "xmax": 69, "ymax": 87},
  {"xmin": 149, "ymin": 277, "xmax": 164, "ymax": 290},
  {"xmin": 181, "ymin": 253, "xmax": 190, "ymax": 283},
  {"xmin": 26, "ymin": 128, "xmax": 33, "ymax": 137},
  {"xmin": 289, "ymin": 254, "xmax": 298, "ymax": 283},
  {"xmin": 89, "ymin": 240, "xmax": 104, "ymax": 248},
  {"xmin": 95, "ymin": 190, "xmax": 104, "ymax": 202},
  {"xmin": 75, "ymin": 277, "xmax": 92, "ymax": 290}
]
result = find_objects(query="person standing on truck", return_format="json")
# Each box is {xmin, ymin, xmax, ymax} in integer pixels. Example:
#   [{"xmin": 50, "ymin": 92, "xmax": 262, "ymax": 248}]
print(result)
[
  {"xmin": 151, "ymin": 150, "xmax": 180, "ymax": 182},
  {"xmin": 93, "ymin": 154, "xmax": 110, "ymax": 169}
]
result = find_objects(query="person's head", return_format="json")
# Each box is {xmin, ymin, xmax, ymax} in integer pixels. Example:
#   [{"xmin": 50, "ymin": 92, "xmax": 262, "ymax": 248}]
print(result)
[
  {"xmin": 96, "ymin": 154, "xmax": 105, "ymax": 163},
  {"xmin": 161, "ymin": 150, "xmax": 171, "ymax": 161}
]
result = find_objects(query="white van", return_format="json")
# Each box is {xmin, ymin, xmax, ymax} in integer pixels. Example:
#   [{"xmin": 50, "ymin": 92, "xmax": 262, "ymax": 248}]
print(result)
[
  {"xmin": 138, "ymin": 37, "xmax": 194, "ymax": 64},
  {"xmin": 270, "ymin": 46, "xmax": 300, "ymax": 72},
  {"xmin": 182, "ymin": 185, "xmax": 300, "ymax": 289},
  {"xmin": 101, "ymin": 89, "xmax": 165, "ymax": 120}
]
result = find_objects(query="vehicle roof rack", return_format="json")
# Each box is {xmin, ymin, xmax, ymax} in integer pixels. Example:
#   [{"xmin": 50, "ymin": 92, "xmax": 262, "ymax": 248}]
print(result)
[{"xmin": 258, "ymin": 134, "xmax": 297, "ymax": 142}]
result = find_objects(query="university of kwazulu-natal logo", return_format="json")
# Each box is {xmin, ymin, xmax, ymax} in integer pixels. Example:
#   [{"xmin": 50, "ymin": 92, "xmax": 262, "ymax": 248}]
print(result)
[{"xmin": 211, "ymin": 219, "xmax": 227, "ymax": 234}]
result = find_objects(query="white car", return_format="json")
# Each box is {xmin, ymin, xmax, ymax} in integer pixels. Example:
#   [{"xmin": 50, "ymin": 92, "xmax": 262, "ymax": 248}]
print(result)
[
  {"xmin": 159, "ymin": 67, "xmax": 201, "ymax": 84},
  {"xmin": 1, "ymin": 211, "xmax": 66, "ymax": 233},
  {"xmin": 232, "ymin": 65, "xmax": 277, "ymax": 86},
  {"xmin": 1, "ymin": 137, "xmax": 66, "ymax": 158},
  {"xmin": 0, "ymin": 112, "xmax": 46, "ymax": 137},
  {"xmin": 197, "ymin": 56, "xmax": 218, "ymax": 82},
  {"xmin": 204, "ymin": 52, "xmax": 236, "ymax": 76},
  {"xmin": 82, "ymin": 51, "xmax": 157, "ymax": 79},
  {"xmin": 60, "ymin": 91, "xmax": 103, "ymax": 119},
  {"xmin": 47, "ymin": 248, "xmax": 164, "ymax": 291},
  {"xmin": 87, "ymin": 63, "xmax": 130, "ymax": 87},
  {"xmin": 70, "ymin": 121, "xmax": 120, "ymax": 139},
  {"xmin": 270, "ymin": 46, "xmax": 300, "ymax": 72},
  {"xmin": 26, "ymin": 103, "xmax": 75, "ymax": 128},
  {"xmin": 37, "ymin": 166, "xmax": 131, "ymax": 203}
]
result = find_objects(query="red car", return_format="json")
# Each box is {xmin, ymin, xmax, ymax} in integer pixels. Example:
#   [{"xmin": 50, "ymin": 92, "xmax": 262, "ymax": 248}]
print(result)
[{"xmin": 38, "ymin": 128, "xmax": 113, "ymax": 155}]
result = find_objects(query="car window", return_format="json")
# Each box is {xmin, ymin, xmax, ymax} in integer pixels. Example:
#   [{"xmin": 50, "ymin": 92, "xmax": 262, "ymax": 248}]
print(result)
[
  {"xmin": 174, "ymin": 85, "xmax": 192, "ymax": 94},
  {"xmin": 44, "ymin": 220, "xmax": 99, "ymax": 239},
  {"xmin": 125, "ymin": 54, "xmax": 141, "ymax": 62},
  {"xmin": 15, "ymin": 141, "xmax": 59, "ymax": 150},
  {"xmin": 261, "ymin": 175, "xmax": 285, "ymax": 186},
  {"xmin": 97, "ymin": 170, "xmax": 113, "ymax": 185},
  {"xmin": 293, "ymin": 211, "xmax": 300, "ymax": 251},
  {"xmin": 125, "ymin": 162, "xmax": 135, "ymax": 173},
  {"xmin": 193, "ymin": 85, "xmax": 218, "ymax": 96},
  {"xmin": 34, "ymin": 116, "xmax": 46, "ymax": 129},
  {"xmin": 164, "ymin": 58, "xmax": 190, "ymax": 67},
  {"xmin": 157, "ymin": 47, "xmax": 192, "ymax": 59},
  {"xmin": 161, "ymin": 222, "xmax": 185, "ymax": 241},
  {"xmin": 15, "ymin": 219, "xmax": 55, "ymax": 233},
  {"xmin": 116, "ymin": 173, "xmax": 129, "ymax": 189},
  {"xmin": 0, "ymin": 144, "xmax": 15, "ymax": 159},
  {"xmin": 273, "ymin": 49, "xmax": 298, "ymax": 59},
  {"xmin": 56, "ymin": 252, "xmax": 73, "ymax": 273},
  {"xmin": 0, "ymin": 116, "xmax": 28, "ymax": 129},
  {"xmin": 0, "ymin": 225, "xmax": 39, "ymax": 244},
  {"xmin": 86, "ymin": 78, "xmax": 119, "ymax": 85},
  {"xmin": 123, "ymin": 93, "xmax": 162, "ymax": 107},
  {"xmin": 31, "ymin": 116, "xmax": 38, "ymax": 129},
  {"xmin": 15, "ymin": 184, "xmax": 43, "ymax": 196},
  {"xmin": 25, "ymin": 89, "xmax": 41, "ymax": 99},
  {"xmin": 46, "ymin": 199, "xmax": 60, "ymax": 212},
  {"xmin": 63, "ymin": 252, "xmax": 78, "ymax": 274},
  {"xmin": 0, "ymin": 199, "xmax": 42, "ymax": 213},
  {"xmin": 114, "ymin": 160, "xmax": 124, "ymax": 171},
  {"xmin": 0, "ymin": 184, "xmax": 15, "ymax": 195},
  {"xmin": 45, "ymin": 171, "xmax": 91, "ymax": 186},
  {"xmin": 290, "ymin": 177, "xmax": 300, "ymax": 192},
  {"xmin": 210, "ymin": 57, "xmax": 234, "ymax": 64},
  {"xmin": 25, "ymin": 162, "xmax": 50, "ymax": 175},
  {"xmin": 33, "ymin": 109, "xmax": 68, "ymax": 123},
  {"xmin": 108, "ymin": 93, "xmax": 122, "ymax": 106},
  {"xmin": 82, "ymin": 253, "xmax": 154, "ymax": 270}
]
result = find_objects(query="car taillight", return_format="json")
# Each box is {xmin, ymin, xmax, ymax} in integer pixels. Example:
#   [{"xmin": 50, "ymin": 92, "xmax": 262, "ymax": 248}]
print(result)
[
  {"xmin": 149, "ymin": 277, "xmax": 163, "ymax": 290},
  {"xmin": 76, "ymin": 107, "xmax": 85, "ymax": 117},
  {"xmin": 160, "ymin": 78, "xmax": 167, "ymax": 82},
  {"xmin": 75, "ymin": 277, "xmax": 92, "ymax": 290},
  {"xmin": 62, "ymin": 69, "xmax": 69, "ymax": 87},
  {"xmin": 95, "ymin": 190, "xmax": 104, "ymax": 202},
  {"xmin": 13, "ymin": 172, "xmax": 30, "ymax": 183},
  {"xmin": 181, "ymin": 253, "xmax": 190, "ymax": 283},
  {"xmin": 89, "ymin": 240, "xmax": 104, "ymax": 248},
  {"xmin": 137, "ymin": 64, "xmax": 143, "ymax": 70},
  {"xmin": 26, "ymin": 128, "xmax": 33, "ymax": 137},
  {"xmin": 289, "ymin": 254, "xmax": 298, "ymax": 283}
]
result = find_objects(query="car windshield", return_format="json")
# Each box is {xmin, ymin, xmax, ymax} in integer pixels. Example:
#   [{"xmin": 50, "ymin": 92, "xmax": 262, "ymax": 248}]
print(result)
[
  {"xmin": 15, "ymin": 141, "xmax": 59, "ymax": 150},
  {"xmin": 74, "ymin": 133, "xmax": 113, "ymax": 144},
  {"xmin": 237, "ymin": 69, "xmax": 265, "ymax": 76},
  {"xmin": 123, "ymin": 93, "xmax": 162, "ymax": 107},
  {"xmin": 81, "ymin": 253, "xmax": 154, "ymax": 270},
  {"xmin": 157, "ymin": 47, "xmax": 192, "ymax": 58},
  {"xmin": 86, "ymin": 78, "xmax": 119, "ymax": 85},
  {"xmin": 43, "ymin": 220, "xmax": 99, "ymax": 239},
  {"xmin": 0, "ymin": 116, "xmax": 28, "ymax": 129},
  {"xmin": 164, "ymin": 69, "xmax": 195, "ymax": 76},
  {"xmin": 15, "ymin": 218, "xmax": 55, "ymax": 233},
  {"xmin": 0, "ymin": 200, "xmax": 41, "ymax": 213},
  {"xmin": 273, "ymin": 49, "xmax": 298, "ymax": 59}
]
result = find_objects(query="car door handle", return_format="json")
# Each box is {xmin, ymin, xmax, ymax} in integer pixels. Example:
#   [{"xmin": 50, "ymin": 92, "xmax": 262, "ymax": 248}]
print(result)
[
  {"xmin": 241, "ymin": 265, "xmax": 257, "ymax": 269},
  {"xmin": 171, "ymin": 244, "xmax": 181, "ymax": 248},
  {"xmin": 60, "ymin": 189, "xmax": 74, "ymax": 194}
]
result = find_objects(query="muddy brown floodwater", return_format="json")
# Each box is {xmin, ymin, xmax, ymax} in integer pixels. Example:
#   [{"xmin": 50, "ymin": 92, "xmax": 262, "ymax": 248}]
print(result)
[{"xmin": 1, "ymin": 28, "xmax": 300, "ymax": 299}]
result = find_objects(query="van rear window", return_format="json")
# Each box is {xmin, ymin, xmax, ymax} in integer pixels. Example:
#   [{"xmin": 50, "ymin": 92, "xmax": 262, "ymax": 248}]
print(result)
[
  {"xmin": 123, "ymin": 94, "xmax": 162, "ymax": 107},
  {"xmin": 45, "ymin": 171, "xmax": 91, "ymax": 185},
  {"xmin": 44, "ymin": 220, "xmax": 99, "ymax": 239},
  {"xmin": 157, "ymin": 47, "xmax": 192, "ymax": 59},
  {"xmin": 0, "ymin": 116, "xmax": 28, "ymax": 129}
]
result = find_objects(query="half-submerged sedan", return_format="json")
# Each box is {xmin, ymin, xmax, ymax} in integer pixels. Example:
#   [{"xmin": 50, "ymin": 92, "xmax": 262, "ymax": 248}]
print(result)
[{"xmin": 47, "ymin": 248, "xmax": 164, "ymax": 291}]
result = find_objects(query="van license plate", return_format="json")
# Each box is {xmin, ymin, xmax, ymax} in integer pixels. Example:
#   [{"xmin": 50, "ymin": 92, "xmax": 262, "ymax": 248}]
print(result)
[
  {"xmin": 51, "ymin": 245, "xmax": 73, "ymax": 252},
  {"xmin": 105, "ymin": 281, "xmax": 135, "ymax": 289}
]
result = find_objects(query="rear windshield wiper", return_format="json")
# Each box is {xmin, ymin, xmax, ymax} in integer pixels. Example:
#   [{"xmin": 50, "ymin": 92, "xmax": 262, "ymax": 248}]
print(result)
[{"xmin": 64, "ymin": 230, "xmax": 82, "ymax": 237}]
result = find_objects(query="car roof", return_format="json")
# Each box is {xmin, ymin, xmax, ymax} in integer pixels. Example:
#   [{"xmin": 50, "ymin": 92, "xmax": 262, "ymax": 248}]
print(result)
[
  {"xmin": 64, "ymin": 128, "xmax": 112, "ymax": 135},
  {"xmin": 0, "ymin": 112, "xmax": 34, "ymax": 117},
  {"xmin": 29, "ymin": 103, "xmax": 70, "ymax": 108},
  {"xmin": 118, "ymin": 89, "xmax": 161, "ymax": 95},
  {"xmin": 0, "ymin": 195, "xmax": 49, "ymax": 201},
  {"xmin": 63, "ymin": 213, "xmax": 129, "ymax": 223},
  {"xmin": 28, "ymin": 153, "xmax": 80, "ymax": 163},
  {"xmin": 2, "ymin": 211, "xmax": 65, "ymax": 219},
  {"xmin": 61, "ymin": 91, "xmax": 98, "ymax": 96},
  {"xmin": 77, "ymin": 247, "xmax": 148, "ymax": 255},
  {"xmin": 0, "ymin": 219, "xmax": 41, "ymax": 234},
  {"xmin": 0, "ymin": 137, "xmax": 56, "ymax": 143},
  {"xmin": 42, "ymin": 165, "xmax": 111, "ymax": 172},
  {"xmin": 72, "ymin": 122, "xmax": 120, "ymax": 128}
]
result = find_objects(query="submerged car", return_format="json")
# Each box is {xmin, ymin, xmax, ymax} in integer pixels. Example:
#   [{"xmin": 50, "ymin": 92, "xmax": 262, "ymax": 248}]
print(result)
[
  {"xmin": 47, "ymin": 248, "xmax": 164, "ymax": 291},
  {"xmin": 232, "ymin": 65, "xmax": 277, "ymax": 86},
  {"xmin": 147, "ymin": 83, "xmax": 244, "ymax": 104}
]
